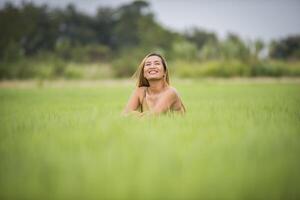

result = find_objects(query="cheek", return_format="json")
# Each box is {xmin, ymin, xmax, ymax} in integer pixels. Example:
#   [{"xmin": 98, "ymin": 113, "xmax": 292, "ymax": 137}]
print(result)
[
  {"xmin": 159, "ymin": 65, "xmax": 165, "ymax": 74},
  {"xmin": 143, "ymin": 69, "xmax": 148, "ymax": 77},
  {"xmin": 160, "ymin": 64, "xmax": 165, "ymax": 71}
]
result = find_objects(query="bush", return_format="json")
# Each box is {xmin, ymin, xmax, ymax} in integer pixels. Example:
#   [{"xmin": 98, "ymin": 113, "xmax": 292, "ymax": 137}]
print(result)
[
  {"xmin": 1, "ymin": 52, "xmax": 300, "ymax": 80},
  {"xmin": 0, "ymin": 59, "xmax": 36, "ymax": 79},
  {"xmin": 64, "ymin": 65, "xmax": 84, "ymax": 79},
  {"xmin": 171, "ymin": 59, "xmax": 300, "ymax": 78},
  {"xmin": 55, "ymin": 42, "xmax": 112, "ymax": 63},
  {"xmin": 64, "ymin": 63, "xmax": 114, "ymax": 80},
  {"xmin": 172, "ymin": 60, "xmax": 250, "ymax": 78},
  {"xmin": 250, "ymin": 62, "xmax": 287, "ymax": 77}
]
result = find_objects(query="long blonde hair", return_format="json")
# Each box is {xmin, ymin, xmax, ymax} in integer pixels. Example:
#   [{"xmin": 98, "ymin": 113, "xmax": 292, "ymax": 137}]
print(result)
[{"xmin": 133, "ymin": 53, "xmax": 169, "ymax": 87}]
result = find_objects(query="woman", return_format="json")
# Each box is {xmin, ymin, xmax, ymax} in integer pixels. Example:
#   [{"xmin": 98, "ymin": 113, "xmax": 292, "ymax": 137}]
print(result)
[{"xmin": 122, "ymin": 53, "xmax": 186, "ymax": 117}]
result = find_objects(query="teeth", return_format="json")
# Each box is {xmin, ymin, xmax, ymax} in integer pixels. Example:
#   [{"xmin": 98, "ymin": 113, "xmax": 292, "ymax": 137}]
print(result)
[{"xmin": 149, "ymin": 71, "xmax": 158, "ymax": 74}]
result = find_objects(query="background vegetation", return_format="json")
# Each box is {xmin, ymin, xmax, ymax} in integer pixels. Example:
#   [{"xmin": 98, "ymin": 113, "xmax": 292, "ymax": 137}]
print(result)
[{"xmin": 1, "ymin": 1, "xmax": 300, "ymax": 80}]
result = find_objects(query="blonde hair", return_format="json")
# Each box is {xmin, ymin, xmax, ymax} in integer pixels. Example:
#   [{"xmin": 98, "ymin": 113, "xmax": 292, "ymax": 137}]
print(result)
[{"xmin": 133, "ymin": 53, "xmax": 169, "ymax": 87}]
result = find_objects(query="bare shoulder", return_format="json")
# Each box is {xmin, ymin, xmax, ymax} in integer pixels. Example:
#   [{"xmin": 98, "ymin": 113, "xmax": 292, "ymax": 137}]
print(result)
[
  {"xmin": 167, "ymin": 86, "xmax": 185, "ymax": 112},
  {"xmin": 157, "ymin": 87, "xmax": 180, "ymax": 104},
  {"xmin": 134, "ymin": 86, "xmax": 147, "ymax": 100},
  {"xmin": 136, "ymin": 86, "xmax": 147, "ymax": 95},
  {"xmin": 165, "ymin": 86, "xmax": 180, "ymax": 98},
  {"xmin": 132, "ymin": 86, "xmax": 146, "ymax": 94}
]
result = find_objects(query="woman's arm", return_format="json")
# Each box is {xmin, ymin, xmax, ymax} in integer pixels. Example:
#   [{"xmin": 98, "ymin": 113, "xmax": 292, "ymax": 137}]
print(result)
[
  {"xmin": 122, "ymin": 88, "xmax": 141, "ymax": 116},
  {"xmin": 151, "ymin": 88, "xmax": 185, "ymax": 115},
  {"xmin": 151, "ymin": 89, "xmax": 177, "ymax": 114}
]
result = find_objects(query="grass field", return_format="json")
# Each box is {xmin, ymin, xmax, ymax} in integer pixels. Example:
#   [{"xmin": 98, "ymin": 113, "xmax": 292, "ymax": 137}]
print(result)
[{"xmin": 0, "ymin": 79, "xmax": 300, "ymax": 200}]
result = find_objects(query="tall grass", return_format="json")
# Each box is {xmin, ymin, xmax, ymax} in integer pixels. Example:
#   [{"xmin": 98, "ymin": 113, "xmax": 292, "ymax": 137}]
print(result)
[{"xmin": 0, "ymin": 80, "xmax": 300, "ymax": 199}]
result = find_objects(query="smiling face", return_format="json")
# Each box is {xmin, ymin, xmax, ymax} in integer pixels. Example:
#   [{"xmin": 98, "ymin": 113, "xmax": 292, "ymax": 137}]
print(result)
[{"xmin": 143, "ymin": 55, "xmax": 165, "ymax": 81}]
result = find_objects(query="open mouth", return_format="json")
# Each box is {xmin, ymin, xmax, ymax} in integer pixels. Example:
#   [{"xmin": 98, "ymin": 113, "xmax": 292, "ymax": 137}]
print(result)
[{"xmin": 148, "ymin": 70, "xmax": 158, "ymax": 75}]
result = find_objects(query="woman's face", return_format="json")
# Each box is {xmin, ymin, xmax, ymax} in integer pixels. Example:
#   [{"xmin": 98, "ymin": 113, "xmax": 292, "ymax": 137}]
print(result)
[{"xmin": 143, "ymin": 55, "xmax": 165, "ymax": 81}]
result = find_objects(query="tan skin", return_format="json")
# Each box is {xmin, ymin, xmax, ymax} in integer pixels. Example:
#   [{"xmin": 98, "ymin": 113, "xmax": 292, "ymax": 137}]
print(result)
[{"xmin": 122, "ymin": 55, "xmax": 185, "ymax": 117}]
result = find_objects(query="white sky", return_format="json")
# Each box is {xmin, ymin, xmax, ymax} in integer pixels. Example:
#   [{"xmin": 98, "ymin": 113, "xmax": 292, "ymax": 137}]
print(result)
[{"xmin": 1, "ymin": 0, "xmax": 300, "ymax": 42}]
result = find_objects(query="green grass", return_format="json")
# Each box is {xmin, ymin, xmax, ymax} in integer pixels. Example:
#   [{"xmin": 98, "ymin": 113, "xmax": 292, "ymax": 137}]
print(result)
[{"xmin": 0, "ymin": 80, "xmax": 300, "ymax": 199}]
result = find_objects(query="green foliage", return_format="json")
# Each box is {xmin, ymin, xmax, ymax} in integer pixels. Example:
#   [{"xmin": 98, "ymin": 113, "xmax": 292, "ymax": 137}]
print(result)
[
  {"xmin": 0, "ymin": 81, "xmax": 300, "ymax": 199},
  {"xmin": 221, "ymin": 33, "xmax": 251, "ymax": 61},
  {"xmin": 55, "ymin": 41, "xmax": 111, "ymax": 62},
  {"xmin": 112, "ymin": 47, "xmax": 156, "ymax": 77},
  {"xmin": 171, "ymin": 60, "xmax": 300, "ymax": 78},
  {"xmin": 64, "ymin": 64, "xmax": 84, "ymax": 79},
  {"xmin": 198, "ymin": 41, "xmax": 221, "ymax": 60},
  {"xmin": 185, "ymin": 28, "xmax": 218, "ymax": 50},
  {"xmin": 250, "ymin": 62, "xmax": 287, "ymax": 77},
  {"xmin": 0, "ymin": 1, "xmax": 300, "ymax": 79},
  {"xmin": 173, "ymin": 60, "xmax": 249, "ymax": 78},
  {"xmin": 64, "ymin": 63, "xmax": 114, "ymax": 80},
  {"xmin": 0, "ymin": 58, "xmax": 38, "ymax": 79},
  {"xmin": 171, "ymin": 39, "xmax": 198, "ymax": 60},
  {"xmin": 0, "ymin": 54, "xmax": 114, "ymax": 80},
  {"xmin": 270, "ymin": 35, "xmax": 300, "ymax": 60},
  {"xmin": 1, "ymin": 41, "xmax": 24, "ymax": 62}
]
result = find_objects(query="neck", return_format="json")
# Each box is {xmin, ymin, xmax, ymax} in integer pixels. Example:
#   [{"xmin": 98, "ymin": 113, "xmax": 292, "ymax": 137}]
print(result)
[{"xmin": 148, "ymin": 79, "xmax": 167, "ymax": 94}]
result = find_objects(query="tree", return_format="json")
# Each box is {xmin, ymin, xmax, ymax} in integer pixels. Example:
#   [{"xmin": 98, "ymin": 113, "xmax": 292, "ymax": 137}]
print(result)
[
  {"xmin": 0, "ymin": 2, "xmax": 24, "ymax": 60},
  {"xmin": 221, "ymin": 33, "xmax": 250, "ymax": 61},
  {"xmin": 184, "ymin": 28, "xmax": 218, "ymax": 50},
  {"xmin": 269, "ymin": 35, "xmax": 300, "ymax": 60},
  {"xmin": 94, "ymin": 7, "xmax": 117, "ymax": 49},
  {"xmin": 113, "ymin": 1, "xmax": 150, "ymax": 48}
]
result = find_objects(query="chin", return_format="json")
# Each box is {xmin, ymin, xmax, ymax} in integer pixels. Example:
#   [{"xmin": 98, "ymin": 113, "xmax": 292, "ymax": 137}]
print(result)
[{"xmin": 146, "ymin": 76, "xmax": 163, "ymax": 81}]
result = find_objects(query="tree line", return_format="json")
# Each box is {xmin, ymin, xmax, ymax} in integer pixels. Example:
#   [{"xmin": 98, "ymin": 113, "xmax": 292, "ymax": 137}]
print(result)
[{"xmin": 0, "ymin": 0, "xmax": 300, "ymax": 79}]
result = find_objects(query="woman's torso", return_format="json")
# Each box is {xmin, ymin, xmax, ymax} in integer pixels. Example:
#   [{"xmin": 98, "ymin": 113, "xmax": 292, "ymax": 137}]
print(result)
[{"xmin": 140, "ymin": 87, "xmax": 185, "ymax": 113}]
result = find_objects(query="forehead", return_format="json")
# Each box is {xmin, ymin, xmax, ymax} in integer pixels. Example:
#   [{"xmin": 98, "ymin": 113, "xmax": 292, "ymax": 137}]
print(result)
[{"xmin": 145, "ymin": 55, "xmax": 162, "ymax": 63}]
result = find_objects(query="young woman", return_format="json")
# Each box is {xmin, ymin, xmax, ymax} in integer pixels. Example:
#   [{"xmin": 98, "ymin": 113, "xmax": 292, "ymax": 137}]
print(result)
[{"xmin": 122, "ymin": 53, "xmax": 186, "ymax": 117}]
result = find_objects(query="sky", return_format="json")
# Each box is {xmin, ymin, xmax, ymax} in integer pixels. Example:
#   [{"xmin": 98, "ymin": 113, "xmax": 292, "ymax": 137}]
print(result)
[{"xmin": 1, "ymin": 0, "xmax": 300, "ymax": 42}]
